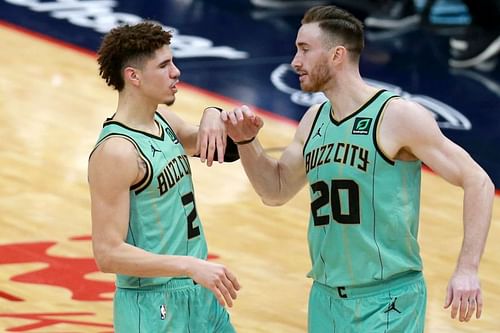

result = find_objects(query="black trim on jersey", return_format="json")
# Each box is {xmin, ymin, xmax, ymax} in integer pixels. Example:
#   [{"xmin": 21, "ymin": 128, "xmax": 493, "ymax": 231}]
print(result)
[
  {"xmin": 329, "ymin": 90, "xmax": 386, "ymax": 126},
  {"xmin": 92, "ymin": 133, "xmax": 153, "ymax": 195},
  {"xmin": 373, "ymin": 96, "xmax": 399, "ymax": 166},
  {"xmin": 155, "ymin": 111, "xmax": 181, "ymax": 143},
  {"xmin": 302, "ymin": 101, "xmax": 328, "ymax": 156},
  {"xmin": 103, "ymin": 118, "xmax": 165, "ymax": 141}
]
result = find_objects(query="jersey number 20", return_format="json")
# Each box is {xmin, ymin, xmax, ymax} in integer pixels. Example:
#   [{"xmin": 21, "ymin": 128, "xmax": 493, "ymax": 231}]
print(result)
[{"xmin": 310, "ymin": 179, "xmax": 360, "ymax": 226}]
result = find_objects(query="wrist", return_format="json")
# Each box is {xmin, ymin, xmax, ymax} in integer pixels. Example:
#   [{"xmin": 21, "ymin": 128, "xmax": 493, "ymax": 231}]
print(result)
[
  {"xmin": 235, "ymin": 136, "xmax": 256, "ymax": 145},
  {"xmin": 181, "ymin": 256, "xmax": 198, "ymax": 277}
]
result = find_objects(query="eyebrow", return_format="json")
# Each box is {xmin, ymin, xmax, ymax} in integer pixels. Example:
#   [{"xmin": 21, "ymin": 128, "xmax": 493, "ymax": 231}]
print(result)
[{"xmin": 158, "ymin": 58, "xmax": 172, "ymax": 67}]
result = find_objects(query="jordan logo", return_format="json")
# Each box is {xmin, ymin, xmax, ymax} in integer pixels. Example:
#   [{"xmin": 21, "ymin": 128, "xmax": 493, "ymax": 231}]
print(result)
[
  {"xmin": 313, "ymin": 123, "xmax": 324, "ymax": 139},
  {"xmin": 151, "ymin": 144, "xmax": 161, "ymax": 157},
  {"xmin": 384, "ymin": 297, "xmax": 401, "ymax": 314}
]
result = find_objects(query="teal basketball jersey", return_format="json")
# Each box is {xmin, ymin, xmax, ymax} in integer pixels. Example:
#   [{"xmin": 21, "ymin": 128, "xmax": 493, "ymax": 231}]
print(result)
[
  {"xmin": 303, "ymin": 90, "xmax": 423, "ymax": 288},
  {"xmin": 91, "ymin": 112, "xmax": 208, "ymax": 288}
]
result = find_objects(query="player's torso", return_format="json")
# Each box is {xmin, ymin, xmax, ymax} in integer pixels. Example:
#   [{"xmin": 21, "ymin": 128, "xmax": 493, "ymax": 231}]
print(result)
[
  {"xmin": 303, "ymin": 90, "xmax": 423, "ymax": 287},
  {"xmin": 94, "ymin": 112, "xmax": 207, "ymax": 287}
]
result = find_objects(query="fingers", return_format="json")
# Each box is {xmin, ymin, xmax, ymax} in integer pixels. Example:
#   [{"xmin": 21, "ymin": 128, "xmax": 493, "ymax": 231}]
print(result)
[
  {"xmin": 216, "ymin": 278, "xmax": 234, "ymax": 307},
  {"xmin": 464, "ymin": 297, "xmax": 476, "ymax": 321},
  {"xmin": 458, "ymin": 295, "xmax": 468, "ymax": 321},
  {"xmin": 253, "ymin": 115, "xmax": 264, "ymax": 129},
  {"xmin": 227, "ymin": 105, "xmax": 254, "ymax": 125},
  {"xmin": 241, "ymin": 105, "xmax": 255, "ymax": 120},
  {"xmin": 205, "ymin": 134, "xmax": 215, "ymax": 167},
  {"xmin": 444, "ymin": 284, "xmax": 452, "ymax": 309},
  {"xmin": 211, "ymin": 284, "xmax": 227, "ymax": 307},
  {"xmin": 216, "ymin": 130, "xmax": 226, "ymax": 163},
  {"xmin": 198, "ymin": 128, "xmax": 226, "ymax": 166},
  {"xmin": 447, "ymin": 289, "xmax": 482, "ymax": 322},
  {"xmin": 198, "ymin": 134, "xmax": 207, "ymax": 164},
  {"xmin": 476, "ymin": 290, "xmax": 483, "ymax": 319},
  {"xmin": 226, "ymin": 269, "xmax": 241, "ymax": 291},
  {"xmin": 227, "ymin": 108, "xmax": 239, "ymax": 125},
  {"xmin": 207, "ymin": 268, "xmax": 240, "ymax": 308},
  {"xmin": 220, "ymin": 110, "xmax": 229, "ymax": 122},
  {"xmin": 450, "ymin": 293, "xmax": 460, "ymax": 319}
]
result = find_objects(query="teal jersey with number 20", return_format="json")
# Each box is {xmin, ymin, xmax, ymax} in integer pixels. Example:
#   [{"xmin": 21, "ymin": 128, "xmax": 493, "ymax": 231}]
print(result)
[
  {"xmin": 303, "ymin": 90, "xmax": 423, "ymax": 288},
  {"xmin": 92, "ymin": 112, "xmax": 208, "ymax": 289}
]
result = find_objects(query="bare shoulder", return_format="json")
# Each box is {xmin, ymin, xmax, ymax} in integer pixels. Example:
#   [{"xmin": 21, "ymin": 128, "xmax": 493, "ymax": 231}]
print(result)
[
  {"xmin": 88, "ymin": 136, "xmax": 140, "ymax": 186},
  {"xmin": 385, "ymin": 97, "xmax": 440, "ymax": 138},
  {"xmin": 295, "ymin": 103, "xmax": 322, "ymax": 143},
  {"xmin": 90, "ymin": 136, "xmax": 137, "ymax": 164},
  {"xmin": 379, "ymin": 97, "xmax": 441, "ymax": 159}
]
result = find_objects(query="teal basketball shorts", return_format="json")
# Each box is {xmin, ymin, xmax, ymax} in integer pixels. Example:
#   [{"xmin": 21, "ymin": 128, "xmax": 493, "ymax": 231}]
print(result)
[
  {"xmin": 113, "ymin": 278, "xmax": 236, "ymax": 333},
  {"xmin": 308, "ymin": 271, "xmax": 427, "ymax": 333}
]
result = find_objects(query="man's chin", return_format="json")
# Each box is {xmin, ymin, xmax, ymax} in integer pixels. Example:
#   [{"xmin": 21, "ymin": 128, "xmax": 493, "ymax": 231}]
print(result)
[
  {"xmin": 300, "ymin": 84, "xmax": 317, "ymax": 93},
  {"xmin": 164, "ymin": 98, "xmax": 175, "ymax": 106}
]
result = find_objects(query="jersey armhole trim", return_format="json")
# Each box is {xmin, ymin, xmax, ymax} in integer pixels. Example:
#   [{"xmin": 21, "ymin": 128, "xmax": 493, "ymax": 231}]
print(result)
[
  {"xmin": 155, "ymin": 111, "xmax": 181, "ymax": 143},
  {"xmin": 373, "ymin": 96, "xmax": 398, "ymax": 166},
  {"xmin": 91, "ymin": 133, "xmax": 153, "ymax": 194}
]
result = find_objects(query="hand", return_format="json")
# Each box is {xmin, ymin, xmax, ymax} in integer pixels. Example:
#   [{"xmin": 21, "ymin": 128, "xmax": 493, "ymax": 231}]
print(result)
[
  {"xmin": 197, "ymin": 107, "xmax": 226, "ymax": 166},
  {"xmin": 444, "ymin": 269, "xmax": 483, "ymax": 321},
  {"xmin": 189, "ymin": 258, "xmax": 241, "ymax": 307},
  {"xmin": 220, "ymin": 105, "xmax": 263, "ymax": 143}
]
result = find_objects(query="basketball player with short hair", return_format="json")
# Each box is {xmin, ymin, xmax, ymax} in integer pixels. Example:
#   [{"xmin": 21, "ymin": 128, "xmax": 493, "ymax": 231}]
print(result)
[
  {"xmin": 88, "ymin": 22, "xmax": 240, "ymax": 332},
  {"xmin": 222, "ymin": 5, "xmax": 494, "ymax": 332}
]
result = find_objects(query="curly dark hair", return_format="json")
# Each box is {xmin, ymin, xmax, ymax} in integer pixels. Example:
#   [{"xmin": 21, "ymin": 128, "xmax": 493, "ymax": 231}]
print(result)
[
  {"xmin": 302, "ymin": 5, "xmax": 364, "ymax": 60},
  {"xmin": 97, "ymin": 22, "xmax": 172, "ymax": 91}
]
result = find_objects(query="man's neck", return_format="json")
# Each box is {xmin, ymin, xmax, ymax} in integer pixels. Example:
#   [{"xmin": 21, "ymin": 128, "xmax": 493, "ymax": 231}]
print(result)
[
  {"xmin": 324, "ymin": 75, "xmax": 379, "ymax": 122},
  {"xmin": 113, "ymin": 92, "xmax": 159, "ymax": 133}
]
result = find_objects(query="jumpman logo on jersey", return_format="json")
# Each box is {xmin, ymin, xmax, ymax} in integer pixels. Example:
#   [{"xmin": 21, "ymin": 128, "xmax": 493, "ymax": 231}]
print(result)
[
  {"xmin": 312, "ymin": 122, "xmax": 325, "ymax": 139},
  {"xmin": 384, "ymin": 297, "xmax": 401, "ymax": 314},
  {"xmin": 151, "ymin": 144, "xmax": 162, "ymax": 157}
]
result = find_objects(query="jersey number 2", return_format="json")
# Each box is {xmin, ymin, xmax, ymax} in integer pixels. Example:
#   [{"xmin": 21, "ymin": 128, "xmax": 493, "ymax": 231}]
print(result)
[
  {"xmin": 310, "ymin": 179, "xmax": 360, "ymax": 226},
  {"xmin": 181, "ymin": 192, "xmax": 201, "ymax": 239}
]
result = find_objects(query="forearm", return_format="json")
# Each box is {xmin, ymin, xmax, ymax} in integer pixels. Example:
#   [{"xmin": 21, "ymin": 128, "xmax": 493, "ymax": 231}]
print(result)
[
  {"xmin": 237, "ymin": 139, "xmax": 285, "ymax": 205},
  {"xmin": 456, "ymin": 171, "xmax": 494, "ymax": 271},
  {"xmin": 94, "ymin": 241, "xmax": 199, "ymax": 278}
]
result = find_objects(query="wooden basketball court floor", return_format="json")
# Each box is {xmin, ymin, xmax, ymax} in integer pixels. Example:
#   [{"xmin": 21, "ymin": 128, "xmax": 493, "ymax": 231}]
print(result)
[{"xmin": 0, "ymin": 23, "xmax": 499, "ymax": 332}]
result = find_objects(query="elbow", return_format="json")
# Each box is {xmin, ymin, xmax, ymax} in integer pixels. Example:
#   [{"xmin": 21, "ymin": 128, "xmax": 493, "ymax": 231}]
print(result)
[
  {"xmin": 261, "ymin": 194, "xmax": 287, "ymax": 206},
  {"xmin": 93, "ymin": 246, "xmax": 115, "ymax": 273},
  {"xmin": 464, "ymin": 169, "xmax": 495, "ymax": 196},
  {"xmin": 477, "ymin": 170, "xmax": 495, "ymax": 195},
  {"xmin": 484, "ymin": 174, "xmax": 495, "ymax": 196},
  {"xmin": 257, "ymin": 184, "xmax": 292, "ymax": 207}
]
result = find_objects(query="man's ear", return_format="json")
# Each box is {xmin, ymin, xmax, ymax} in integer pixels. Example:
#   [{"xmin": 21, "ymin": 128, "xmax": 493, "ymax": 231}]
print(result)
[
  {"xmin": 331, "ymin": 45, "xmax": 347, "ymax": 65},
  {"xmin": 124, "ymin": 67, "xmax": 140, "ymax": 87}
]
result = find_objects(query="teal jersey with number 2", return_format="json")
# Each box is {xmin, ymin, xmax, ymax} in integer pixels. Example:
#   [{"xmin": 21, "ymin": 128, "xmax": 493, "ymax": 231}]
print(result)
[
  {"xmin": 92, "ymin": 112, "xmax": 208, "ymax": 289},
  {"xmin": 303, "ymin": 90, "xmax": 422, "ymax": 288}
]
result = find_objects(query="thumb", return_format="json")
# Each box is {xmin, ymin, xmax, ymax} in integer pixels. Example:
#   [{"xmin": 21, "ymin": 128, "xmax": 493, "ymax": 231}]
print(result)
[
  {"xmin": 220, "ymin": 110, "xmax": 229, "ymax": 122},
  {"xmin": 253, "ymin": 116, "xmax": 264, "ymax": 128},
  {"xmin": 444, "ymin": 284, "xmax": 453, "ymax": 308}
]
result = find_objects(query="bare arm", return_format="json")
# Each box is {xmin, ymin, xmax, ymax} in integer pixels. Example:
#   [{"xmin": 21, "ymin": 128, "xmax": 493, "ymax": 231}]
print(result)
[
  {"xmin": 222, "ymin": 105, "xmax": 320, "ymax": 205},
  {"xmin": 88, "ymin": 137, "xmax": 240, "ymax": 306},
  {"xmin": 159, "ymin": 107, "xmax": 226, "ymax": 166},
  {"xmin": 380, "ymin": 99, "xmax": 494, "ymax": 321}
]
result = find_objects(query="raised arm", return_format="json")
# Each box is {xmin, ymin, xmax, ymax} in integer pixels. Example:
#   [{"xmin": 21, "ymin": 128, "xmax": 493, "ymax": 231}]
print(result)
[
  {"xmin": 380, "ymin": 98, "xmax": 494, "ymax": 322},
  {"xmin": 88, "ymin": 137, "xmax": 240, "ymax": 306},
  {"xmin": 222, "ymin": 104, "xmax": 320, "ymax": 206},
  {"xmin": 159, "ymin": 107, "xmax": 227, "ymax": 166}
]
